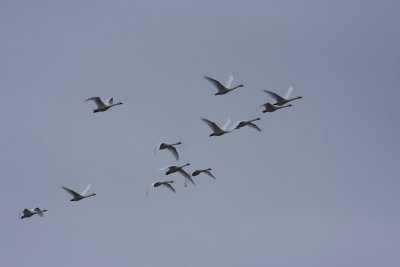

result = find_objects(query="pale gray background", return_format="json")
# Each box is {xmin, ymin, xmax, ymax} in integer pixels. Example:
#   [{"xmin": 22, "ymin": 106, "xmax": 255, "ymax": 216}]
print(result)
[{"xmin": 1, "ymin": 0, "xmax": 399, "ymax": 266}]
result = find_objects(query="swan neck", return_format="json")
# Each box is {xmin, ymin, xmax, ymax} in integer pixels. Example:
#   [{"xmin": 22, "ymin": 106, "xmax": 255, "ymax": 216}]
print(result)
[{"xmin": 288, "ymin": 96, "xmax": 300, "ymax": 101}]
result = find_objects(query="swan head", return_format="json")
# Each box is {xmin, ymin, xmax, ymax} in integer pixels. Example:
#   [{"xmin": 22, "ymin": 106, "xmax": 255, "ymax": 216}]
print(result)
[
  {"xmin": 93, "ymin": 110, "xmax": 99, "ymax": 113},
  {"xmin": 116, "ymin": 102, "xmax": 123, "ymax": 105},
  {"xmin": 176, "ymin": 142, "xmax": 182, "ymax": 145},
  {"xmin": 209, "ymin": 133, "xmax": 215, "ymax": 137},
  {"xmin": 238, "ymin": 84, "xmax": 244, "ymax": 87}
]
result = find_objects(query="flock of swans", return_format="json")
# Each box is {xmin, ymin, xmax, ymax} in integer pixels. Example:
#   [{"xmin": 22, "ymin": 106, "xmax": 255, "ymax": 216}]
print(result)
[{"xmin": 20, "ymin": 75, "xmax": 302, "ymax": 219}]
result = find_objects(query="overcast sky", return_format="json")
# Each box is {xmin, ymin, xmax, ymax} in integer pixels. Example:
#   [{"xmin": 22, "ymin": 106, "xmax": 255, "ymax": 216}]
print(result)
[{"xmin": 1, "ymin": 1, "xmax": 400, "ymax": 266}]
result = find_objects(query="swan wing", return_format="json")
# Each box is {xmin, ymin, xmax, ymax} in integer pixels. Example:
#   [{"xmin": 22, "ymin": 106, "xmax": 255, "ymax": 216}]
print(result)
[
  {"xmin": 231, "ymin": 120, "xmax": 242, "ymax": 130},
  {"xmin": 247, "ymin": 122, "xmax": 262, "ymax": 132},
  {"xmin": 184, "ymin": 176, "xmax": 196, "ymax": 187},
  {"xmin": 263, "ymin": 90, "xmax": 285, "ymax": 102},
  {"xmin": 81, "ymin": 184, "xmax": 92, "ymax": 195},
  {"xmin": 201, "ymin": 118, "xmax": 223, "ymax": 132},
  {"xmin": 284, "ymin": 86, "xmax": 293, "ymax": 100},
  {"xmin": 204, "ymin": 76, "xmax": 225, "ymax": 92},
  {"xmin": 256, "ymin": 103, "xmax": 267, "ymax": 111},
  {"xmin": 178, "ymin": 169, "xmax": 195, "ymax": 186},
  {"xmin": 34, "ymin": 208, "xmax": 44, "ymax": 217},
  {"xmin": 225, "ymin": 75, "xmax": 234, "ymax": 89},
  {"xmin": 166, "ymin": 146, "xmax": 179, "ymax": 160},
  {"xmin": 22, "ymin": 209, "xmax": 31, "ymax": 215},
  {"xmin": 222, "ymin": 118, "xmax": 231, "ymax": 131},
  {"xmin": 106, "ymin": 97, "xmax": 114, "ymax": 105},
  {"xmin": 203, "ymin": 170, "xmax": 216, "ymax": 179},
  {"xmin": 266, "ymin": 102, "xmax": 276, "ymax": 109},
  {"xmin": 62, "ymin": 186, "xmax": 81, "ymax": 198},
  {"xmin": 177, "ymin": 169, "xmax": 191, "ymax": 180},
  {"xmin": 154, "ymin": 143, "xmax": 162, "ymax": 155},
  {"xmin": 162, "ymin": 183, "xmax": 176, "ymax": 193},
  {"xmin": 85, "ymin": 97, "xmax": 106, "ymax": 108}
]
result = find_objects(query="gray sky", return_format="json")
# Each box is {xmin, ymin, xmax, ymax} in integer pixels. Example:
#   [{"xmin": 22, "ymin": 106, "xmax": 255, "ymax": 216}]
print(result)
[{"xmin": 1, "ymin": 0, "xmax": 400, "ymax": 266}]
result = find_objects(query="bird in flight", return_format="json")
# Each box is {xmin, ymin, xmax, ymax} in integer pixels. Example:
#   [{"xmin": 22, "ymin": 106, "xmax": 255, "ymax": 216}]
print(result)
[
  {"xmin": 258, "ymin": 102, "xmax": 292, "ymax": 113},
  {"xmin": 20, "ymin": 207, "xmax": 47, "ymax": 219},
  {"xmin": 160, "ymin": 163, "xmax": 195, "ymax": 187},
  {"xmin": 85, "ymin": 97, "xmax": 123, "ymax": 113},
  {"xmin": 201, "ymin": 118, "xmax": 233, "ymax": 137},
  {"xmin": 146, "ymin": 180, "xmax": 176, "ymax": 197},
  {"xmin": 263, "ymin": 86, "xmax": 302, "ymax": 106},
  {"xmin": 191, "ymin": 168, "xmax": 216, "ymax": 180},
  {"xmin": 204, "ymin": 75, "xmax": 244, "ymax": 95},
  {"xmin": 233, "ymin": 118, "xmax": 262, "ymax": 132},
  {"xmin": 62, "ymin": 184, "xmax": 96, "ymax": 202},
  {"xmin": 154, "ymin": 142, "xmax": 182, "ymax": 160}
]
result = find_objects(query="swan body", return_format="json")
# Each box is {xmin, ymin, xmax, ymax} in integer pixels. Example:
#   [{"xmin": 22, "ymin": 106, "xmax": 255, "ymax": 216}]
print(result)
[
  {"xmin": 259, "ymin": 102, "xmax": 292, "ymax": 113},
  {"xmin": 146, "ymin": 180, "xmax": 176, "ymax": 197},
  {"xmin": 263, "ymin": 88, "xmax": 302, "ymax": 106},
  {"xmin": 154, "ymin": 142, "xmax": 182, "ymax": 160},
  {"xmin": 201, "ymin": 118, "xmax": 233, "ymax": 137},
  {"xmin": 20, "ymin": 207, "xmax": 47, "ymax": 219},
  {"xmin": 162, "ymin": 163, "xmax": 195, "ymax": 186},
  {"xmin": 85, "ymin": 97, "xmax": 123, "ymax": 113},
  {"xmin": 62, "ymin": 184, "xmax": 96, "ymax": 201},
  {"xmin": 191, "ymin": 168, "xmax": 216, "ymax": 179},
  {"xmin": 204, "ymin": 76, "xmax": 243, "ymax": 95},
  {"xmin": 234, "ymin": 118, "xmax": 262, "ymax": 132}
]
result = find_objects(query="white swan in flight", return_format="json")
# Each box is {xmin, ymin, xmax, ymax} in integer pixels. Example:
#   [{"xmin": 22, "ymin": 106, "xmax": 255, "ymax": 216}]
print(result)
[
  {"xmin": 258, "ymin": 102, "xmax": 292, "ymax": 113},
  {"xmin": 146, "ymin": 180, "xmax": 176, "ymax": 197},
  {"xmin": 160, "ymin": 163, "xmax": 195, "ymax": 186},
  {"xmin": 20, "ymin": 207, "xmax": 47, "ymax": 219},
  {"xmin": 204, "ymin": 75, "xmax": 243, "ymax": 95},
  {"xmin": 191, "ymin": 168, "xmax": 216, "ymax": 180},
  {"xmin": 263, "ymin": 87, "xmax": 302, "ymax": 106},
  {"xmin": 62, "ymin": 184, "xmax": 96, "ymax": 201},
  {"xmin": 233, "ymin": 118, "xmax": 262, "ymax": 132},
  {"xmin": 85, "ymin": 97, "xmax": 123, "ymax": 113},
  {"xmin": 154, "ymin": 142, "xmax": 182, "ymax": 160},
  {"xmin": 201, "ymin": 118, "xmax": 233, "ymax": 137}
]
